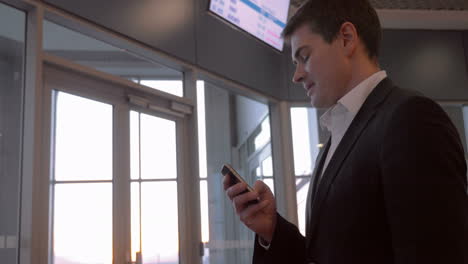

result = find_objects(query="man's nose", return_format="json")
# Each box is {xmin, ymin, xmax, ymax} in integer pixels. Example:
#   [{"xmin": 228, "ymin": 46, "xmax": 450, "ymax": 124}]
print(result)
[{"xmin": 292, "ymin": 66, "xmax": 304, "ymax": 83}]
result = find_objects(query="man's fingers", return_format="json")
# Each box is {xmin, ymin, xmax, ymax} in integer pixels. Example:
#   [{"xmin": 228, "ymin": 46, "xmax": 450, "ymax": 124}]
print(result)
[
  {"xmin": 226, "ymin": 182, "xmax": 248, "ymax": 200},
  {"xmin": 240, "ymin": 199, "xmax": 270, "ymax": 224},
  {"xmin": 253, "ymin": 180, "xmax": 270, "ymax": 195},
  {"xmin": 232, "ymin": 191, "xmax": 260, "ymax": 214}
]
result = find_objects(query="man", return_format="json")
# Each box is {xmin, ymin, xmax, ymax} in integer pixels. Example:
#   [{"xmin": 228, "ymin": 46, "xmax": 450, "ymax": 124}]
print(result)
[{"xmin": 224, "ymin": 0, "xmax": 468, "ymax": 263}]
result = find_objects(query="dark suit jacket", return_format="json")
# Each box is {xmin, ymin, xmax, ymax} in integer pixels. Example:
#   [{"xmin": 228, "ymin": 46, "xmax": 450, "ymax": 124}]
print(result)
[{"xmin": 253, "ymin": 78, "xmax": 468, "ymax": 264}]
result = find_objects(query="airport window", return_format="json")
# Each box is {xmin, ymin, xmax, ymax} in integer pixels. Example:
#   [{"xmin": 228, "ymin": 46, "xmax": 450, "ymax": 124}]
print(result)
[
  {"xmin": 0, "ymin": 3, "xmax": 25, "ymax": 263},
  {"xmin": 290, "ymin": 107, "xmax": 322, "ymax": 235},
  {"xmin": 196, "ymin": 81, "xmax": 211, "ymax": 263},
  {"xmin": 198, "ymin": 80, "xmax": 274, "ymax": 264}
]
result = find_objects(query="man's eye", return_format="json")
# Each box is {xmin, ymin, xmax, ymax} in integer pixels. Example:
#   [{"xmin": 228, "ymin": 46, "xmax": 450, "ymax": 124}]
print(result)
[{"xmin": 301, "ymin": 56, "xmax": 309, "ymax": 62}]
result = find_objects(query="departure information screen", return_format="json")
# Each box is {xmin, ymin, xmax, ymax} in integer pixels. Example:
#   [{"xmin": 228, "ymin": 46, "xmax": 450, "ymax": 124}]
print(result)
[{"xmin": 209, "ymin": 0, "xmax": 290, "ymax": 51}]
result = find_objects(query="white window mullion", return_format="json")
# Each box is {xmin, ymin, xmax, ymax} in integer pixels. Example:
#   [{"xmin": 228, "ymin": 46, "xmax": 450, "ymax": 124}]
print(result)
[
  {"xmin": 20, "ymin": 4, "xmax": 49, "ymax": 264},
  {"xmin": 178, "ymin": 69, "xmax": 202, "ymax": 264},
  {"xmin": 113, "ymin": 103, "xmax": 132, "ymax": 264},
  {"xmin": 269, "ymin": 101, "xmax": 298, "ymax": 225}
]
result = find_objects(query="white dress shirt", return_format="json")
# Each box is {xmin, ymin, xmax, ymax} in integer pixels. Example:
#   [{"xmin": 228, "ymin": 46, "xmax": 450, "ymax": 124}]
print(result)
[{"xmin": 319, "ymin": 70, "xmax": 387, "ymax": 179}]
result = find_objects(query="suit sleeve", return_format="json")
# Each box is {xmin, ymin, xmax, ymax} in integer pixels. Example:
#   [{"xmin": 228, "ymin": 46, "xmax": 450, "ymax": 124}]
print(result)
[
  {"xmin": 253, "ymin": 213, "xmax": 308, "ymax": 264},
  {"xmin": 380, "ymin": 96, "xmax": 468, "ymax": 264}
]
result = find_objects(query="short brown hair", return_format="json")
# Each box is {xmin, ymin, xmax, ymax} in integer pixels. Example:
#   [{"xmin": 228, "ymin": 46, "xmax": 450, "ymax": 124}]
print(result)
[{"xmin": 282, "ymin": 0, "xmax": 381, "ymax": 58}]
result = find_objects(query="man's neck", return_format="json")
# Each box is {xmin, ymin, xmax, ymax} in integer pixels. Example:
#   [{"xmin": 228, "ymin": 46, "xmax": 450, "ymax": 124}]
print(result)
[{"xmin": 344, "ymin": 61, "xmax": 381, "ymax": 96}]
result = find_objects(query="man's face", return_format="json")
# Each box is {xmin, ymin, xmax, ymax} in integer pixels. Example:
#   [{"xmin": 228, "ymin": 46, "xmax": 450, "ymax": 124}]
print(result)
[{"xmin": 290, "ymin": 23, "xmax": 351, "ymax": 108}]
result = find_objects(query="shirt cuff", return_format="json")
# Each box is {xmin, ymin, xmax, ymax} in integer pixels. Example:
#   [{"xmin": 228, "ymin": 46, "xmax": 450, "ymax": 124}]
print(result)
[{"xmin": 258, "ymin": 236, "xmax": 271, "ymax": 250}]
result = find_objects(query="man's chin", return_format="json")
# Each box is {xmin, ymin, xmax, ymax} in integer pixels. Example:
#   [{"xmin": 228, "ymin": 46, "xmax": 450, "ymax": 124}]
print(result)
[
  {"xmin": 309, "ymin": 97, "xmax": 324, "ymax": 108},
  {"xmin": 310, "ymin": 97, "xmax": 334, "ymax": 109}
]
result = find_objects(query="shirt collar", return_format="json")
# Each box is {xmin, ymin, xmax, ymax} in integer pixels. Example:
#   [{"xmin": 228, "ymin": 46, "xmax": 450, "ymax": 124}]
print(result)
[{"xmin": 320, "ymin": 70, "xmax": 387, "ymax": 131}]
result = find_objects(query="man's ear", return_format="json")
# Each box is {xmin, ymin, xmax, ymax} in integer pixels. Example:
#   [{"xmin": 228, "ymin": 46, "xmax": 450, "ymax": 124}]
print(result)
[{"xmin": 339, "ymin": 22, "xmax": 358, "ymax": 57}]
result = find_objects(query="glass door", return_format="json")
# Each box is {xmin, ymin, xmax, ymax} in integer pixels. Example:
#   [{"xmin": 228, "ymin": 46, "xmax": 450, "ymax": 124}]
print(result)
[{"xmin": 45, "ymin": 64, "xmax": 188, "ymax": 264}]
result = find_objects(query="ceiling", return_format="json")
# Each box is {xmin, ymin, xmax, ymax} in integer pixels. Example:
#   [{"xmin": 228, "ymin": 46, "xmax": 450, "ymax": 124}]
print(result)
[
  {"xmin": 290, "ymin": 0, "xmax": 468, "ymax": 10},
  {"xmin": 288, "ymin": 0, "xmax": 468, "ymax": 29}
]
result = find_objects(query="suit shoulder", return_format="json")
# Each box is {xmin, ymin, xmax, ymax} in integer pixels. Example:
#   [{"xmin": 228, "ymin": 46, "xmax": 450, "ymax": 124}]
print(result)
[
  {"xmin": 383, "ymin": 85, "xmax": 442, "ymax": 115},
  {"xmin": 376, "ymin": 84, "xmax": 453, "ymax": 137}
]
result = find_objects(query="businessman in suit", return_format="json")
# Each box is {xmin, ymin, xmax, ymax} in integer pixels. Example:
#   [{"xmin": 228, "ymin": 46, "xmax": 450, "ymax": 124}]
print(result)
[{"xmin": 224, "ymin": 0, "xmax": 468, "ymax": 263}]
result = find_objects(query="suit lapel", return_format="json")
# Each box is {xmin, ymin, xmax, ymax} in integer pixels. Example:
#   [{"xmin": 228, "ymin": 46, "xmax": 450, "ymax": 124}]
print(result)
[
  {"xmin": 305, "ymin": 78, "xmax": 394, "ymax": 244},
  {"xmin": 305, "ymin": 138, "xmax": 330, "ymax": 248}
]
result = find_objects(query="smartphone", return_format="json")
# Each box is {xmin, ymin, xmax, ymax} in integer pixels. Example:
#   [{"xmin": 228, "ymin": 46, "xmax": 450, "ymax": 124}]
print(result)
[{"xmin": 221, "ymin": 164, "xmax": 258, "ymax": 204}]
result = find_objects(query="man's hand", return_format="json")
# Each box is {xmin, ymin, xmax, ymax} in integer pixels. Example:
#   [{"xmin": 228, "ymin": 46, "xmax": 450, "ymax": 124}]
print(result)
[{"xmin": 224, "ymin": 176, "xmax": 277, "ymax": 243}]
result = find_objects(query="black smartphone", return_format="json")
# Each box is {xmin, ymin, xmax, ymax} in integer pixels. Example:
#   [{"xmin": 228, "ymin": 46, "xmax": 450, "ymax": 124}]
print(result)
[{"xmin": 221, "ymin": 164, "xmax": 258, "ymax": 204}]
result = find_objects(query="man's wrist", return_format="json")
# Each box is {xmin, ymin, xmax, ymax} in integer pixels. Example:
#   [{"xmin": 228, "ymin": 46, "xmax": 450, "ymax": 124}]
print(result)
[{"xmin": 259, "ymin": 213, "xmax": 277, "ymax": 244}]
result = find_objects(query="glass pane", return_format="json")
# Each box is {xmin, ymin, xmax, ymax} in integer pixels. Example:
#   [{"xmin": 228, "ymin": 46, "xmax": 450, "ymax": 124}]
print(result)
[
  {"xmin": 291, "ymin": 108, "xmax": 312, "ymax": 176},
  {"xmin": 140, "ymin": 181, "xmax": 179, "ymax": 264},
  {"xmin": 43, "ymin": 20, "xmax": 183, "ymax": 96},
  {"xmin": 197, "ymin": 81, "xmax": 208, "ymax": 179},
  {"xmin": 290, "ymin": 107, "xmax": 321, "ymax": 176},
  {"xmin": 53, "ymin": 183, "xmax": 112, "ymax": 264},
  {"xmin": 200, "ymin": 180, "xmax": 210, "ymax": 243},
  {"xmin": 131, "ymin": 183, "xmax": 141, "ymax": 262},
  {"xmin": 236, "ymin": 95, "xmax": 269, "ymax": 155},
  {"xmin": 140, "ymin": 114, "xmax": 177, "ymax": 179},
  {"xmin": 254, "ymin": 117, "xmax": 271, "ymax": 151},
  {"xmin": 262, "ymin": 156, "xmax": 273, "ymax": 177},
  {"xmin": 198, "ymin": 82, "xmax": 211, "ymax": 264},
  {"xmin": 130, "ymin": 111, "xmax": 140, "ymax": 180},
  {"xmin": 256, "ymin": 166, "xmax": 261, "ymax": 178},
  {"xmin": 202, "ymin": 247, "xmax": 210, "ymax": 264},
  {"xmin": 264, "ymin": 178, "xmax": 275, "ymax": 195},
  {"xmin": 140, "ymin": 80, "xmax": 183, "ymax": 97},
  {"xmin": 54, "ymin": 92, "xmax": 113, "ymax": 181},
  {"xmin": 0, "ymin": 3, "xmax": 25, "ymax": 263},
  {"xmin": 296, "ymin": 178, "xmax": 310, "ymax": 236}
]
